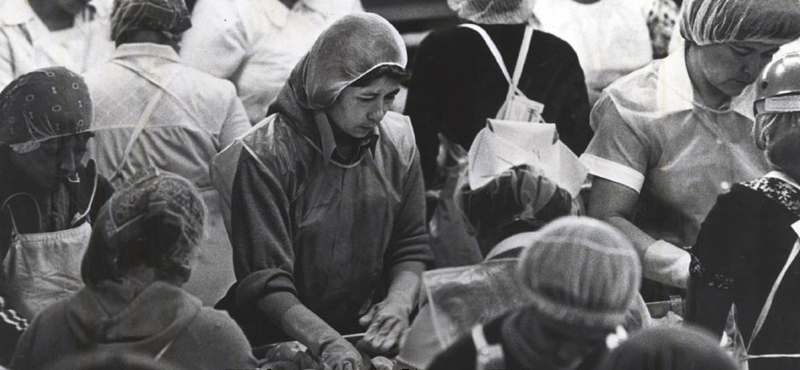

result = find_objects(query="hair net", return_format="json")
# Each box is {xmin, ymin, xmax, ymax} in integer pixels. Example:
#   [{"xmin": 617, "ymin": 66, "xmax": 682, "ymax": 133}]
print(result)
[
  {"xmin": 457, "ymin": 164, "xmax": 574, "ymax": 255},
  {"xmin": 596, "ymin": 326, "xmax": 740, "ymax": 370},
  {"xmin": 82, "ymin": 168, "xmax": 205, "ymax": 284},
  {"xmin": 680, "ymin": 0, "xmax": 800, "ymax": 46},
  {"xmin": 270, "ymin": 12, "xmax": 407, "ymax": 112},
  {"xmin": 111, "ymin": 0, "xmax": 192, "ymax": 42},
  {"xmin": 516, "ymin": 216, "xmax": 641, "ymax": 329},
  {"xmin": 0, "ymin": 67, "xmax": 92, "ymax": 154},
  {"xmin": 448, "ymin": 0, "xmax": 535, "ymax": 24}
]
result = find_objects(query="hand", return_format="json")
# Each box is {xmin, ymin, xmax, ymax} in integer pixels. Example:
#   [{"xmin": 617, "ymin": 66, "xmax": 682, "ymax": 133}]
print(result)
[
  {"xmin": 357, "ymin": 298, "xmax": 411, "ymax": 356},
  {"xmin": 320, "ymin": 337, "xmax": 365, "ymax": 370}
]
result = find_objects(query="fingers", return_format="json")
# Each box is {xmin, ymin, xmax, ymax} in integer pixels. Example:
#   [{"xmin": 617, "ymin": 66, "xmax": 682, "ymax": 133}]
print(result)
[
  {"xmin": 358, "ymin": 304, "xmax": 379, "ymax": 326},
  {"xmin": 363, "ymin": 316, "xmax": 403, "ymax": 353}
]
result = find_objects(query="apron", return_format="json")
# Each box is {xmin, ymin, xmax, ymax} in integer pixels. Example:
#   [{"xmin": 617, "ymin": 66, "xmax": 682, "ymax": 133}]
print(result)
[
  {"xmin": 723, "ymin": 236, "xmax": 800, "ymax": 369},
  {"xmin": 1, "ymin": 171, "xmax": 99, "ymax": 320},
  {"xmin": 108, "ymin": 61, "xmax": 236, "ymax": 306}
]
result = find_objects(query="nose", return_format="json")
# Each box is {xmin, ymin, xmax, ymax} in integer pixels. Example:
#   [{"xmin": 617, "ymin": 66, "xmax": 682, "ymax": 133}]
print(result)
[
  {"xmin": 367, "ymin": 100, "xmax": 387, "ymax": 122},
  {"xmin": 60, "ymin": 149, "xmax": 77, "ymax": 174},
  {"xmin": 743, "ymin": 55, "xmax": 771, "ymax": 83}
]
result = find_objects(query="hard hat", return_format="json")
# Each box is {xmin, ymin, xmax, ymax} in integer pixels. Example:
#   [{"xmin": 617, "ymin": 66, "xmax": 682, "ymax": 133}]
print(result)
[{"xmin": 754, "ymin": 52, "xmax": 800, "ymax": 115}]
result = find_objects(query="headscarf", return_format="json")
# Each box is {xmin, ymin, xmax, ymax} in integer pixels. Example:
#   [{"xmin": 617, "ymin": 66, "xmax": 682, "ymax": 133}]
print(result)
[
  {"xmin": 271, "ymin": 12, "xmax": 406, "ymax": 111},
  {"xmin": 515, "ymin": 216, "xmax": 641, "ymax": 329},
  {"xmin": 0, "ymin": 67, "xmax": 92, "ymax": 154},
  {"xmin": 81, "ymin": 168, "xmax": 205, "ymax": 285},
  {"xmin": 595, "ymin": 326, "xmax": 740, "ymax": 370},
  {"xmin": 447, "ymin": 0, "xmax": 535, "ymax": 24},
  {"xmin": 679, "ymin": 0, "xmax": 800, "ymax": 46},
  {"xmin": 267, "ymin": 12, "xmax": 406, "ymax": 137},
  {"xmin": 110, "ymin": 0, "xmax": 192, "ymax": 42},
  {"xmin": 457, "ymin": 164, "xmax": 574, "ymax": 255}
]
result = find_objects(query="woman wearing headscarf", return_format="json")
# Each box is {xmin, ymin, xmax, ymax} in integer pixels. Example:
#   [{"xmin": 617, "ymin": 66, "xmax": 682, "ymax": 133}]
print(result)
[
  {"xmin": 0, "ymin": 67, "xmax": 113, "ymax": 366},
  {"xmin": 595, "ymin": 325, "xmax": 739, "ymax": 370},
  {"xmin": 687, "ymin": 53, "xmax": 800, "ymax": 370},
  {"xmin": 212, "ymin": 13, "xmax": 432, "ymax": 370},
  {"xmin": 583, "ymin": 0, "xmax": 800, "ymax": 291},
  {"xmin": 10, "ymin": 169, "xmax": 256, "ymax": 370},
  {"xmin": 0, "ymin": 0, "xmax": 115, "ymax": 88},
  {"xmin": 405, "ymin": 0, "xmax": 592, "ymax": 188},
  {"xmin": 426, "ymin": 216, "xmax": 641, "ymax": 370}
]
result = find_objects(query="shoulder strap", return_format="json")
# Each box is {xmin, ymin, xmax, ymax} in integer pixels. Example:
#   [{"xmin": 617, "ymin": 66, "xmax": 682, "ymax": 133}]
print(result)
[
  {"xmin": 511, "ymin": 25, "xmax": 534, "ymax": 89},
  {"xmin": 459, "ymin": 24, "xmax": 512, "ymax": 83},
  {"xmin": 109, "ymin": 88, "xmax": 166, "ymax": 182},
  {"xmin": 747, "ymin": 238, "xmax": 800, "ymax": 350}
]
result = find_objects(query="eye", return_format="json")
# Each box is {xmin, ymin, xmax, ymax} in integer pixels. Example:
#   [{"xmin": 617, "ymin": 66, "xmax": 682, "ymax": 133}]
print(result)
[{"xmin": 731, "ymin": 46, "xmax": 750, "ymax": 56}]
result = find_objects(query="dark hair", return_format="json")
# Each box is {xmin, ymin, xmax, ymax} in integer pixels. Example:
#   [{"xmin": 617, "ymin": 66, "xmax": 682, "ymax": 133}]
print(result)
[
  {"xmin": 350, "ymin": 64, "xmax": 411, "ymax": 87},
  {"xmin": 81, "ymin": 214, "xmax": 193, "ymax": 285}
]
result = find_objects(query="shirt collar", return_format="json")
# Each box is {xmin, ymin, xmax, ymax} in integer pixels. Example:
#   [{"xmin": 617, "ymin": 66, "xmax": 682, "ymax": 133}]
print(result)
[
  {"xmin": 113, "ymin": 43, "xmax": 182, "ymax": 63},
  {"xmin": 765, "ymin": 171, "xmax": 800, "ymax": 192},
  {"xmin": 656, "ymin": 46, "xmax": 755, "ymax": 120},
  {"xmin": 1, "ymin": 0, "xmax": 37, "ymax": 26}
]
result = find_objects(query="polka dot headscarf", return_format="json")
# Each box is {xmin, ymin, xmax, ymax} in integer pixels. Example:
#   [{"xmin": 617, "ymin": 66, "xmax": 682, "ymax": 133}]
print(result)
[{"xmin": 0, "ymin": 67, "xmax": 93, "ymax": 154}]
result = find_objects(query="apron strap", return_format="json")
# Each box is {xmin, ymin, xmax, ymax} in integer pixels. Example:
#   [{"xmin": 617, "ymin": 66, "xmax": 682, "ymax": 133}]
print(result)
[
  {"xmin": 459, "ymin": 23, "xmax": 534, "ymax": 116},
  {"xmin": 1, "ymin": 193, "xmax": 42, "ymax": 235},
  {"xmin": 459, "ymin": 24, "xmax": 512, "ymax": 83},
  {"xmin": 747, "ymin": 237, "xmax": 800, "ymax": 351},
  {"xmin": 109, "ymin": 88, "xmax": 166, "ymax": 182}
]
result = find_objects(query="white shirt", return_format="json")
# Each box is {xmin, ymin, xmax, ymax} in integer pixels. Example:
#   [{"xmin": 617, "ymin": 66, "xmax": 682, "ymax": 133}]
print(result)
[
  {"xmin": 85, "ymin": 43, "xmax": 251, "ymax": 190},
  {"xmin": 180, "ymin": 0, "xmax": 363, "ymax": 123},
  {"xmin": 0, "ymin": 0, "xmax": 115, "ymax": 88},
  {"xmin": 534, "ymin": 0, "xmax": 653, "ymax": 105}
]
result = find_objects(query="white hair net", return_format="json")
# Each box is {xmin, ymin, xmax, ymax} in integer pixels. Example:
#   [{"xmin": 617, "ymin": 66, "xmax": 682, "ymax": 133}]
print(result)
[
  {"xmin": 516, "ymin": 216, "xmax": 641, "ymax": 329},
  {"xmin": 680, "ymin": 0, "xmax": 800, "ymax": 46},
  {"xmin": 448, "ymin": 0, "xmax": 535, "ymax": 24}
]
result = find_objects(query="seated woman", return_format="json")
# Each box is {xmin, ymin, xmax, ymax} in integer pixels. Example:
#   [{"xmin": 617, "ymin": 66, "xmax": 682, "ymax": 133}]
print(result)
[
  {"xmin": 10, "ymin": 169, "xmax": 256, "ymax": 370},
  {"xmin": 0, "ymin": 0, "xmax": 114, "ymax": 87},
  {"xmin": 687, "ymin": 53, "xmax": 800, "ymax": 370},
  {"xmin": 595, "ymin": 325, "xmax": 739, "ymax": 370},
  {"xmin": 0, "ymin": 67, "xmax": 113, "ymax": 366},
  {"xmin": 212, "ymin": 12, "xmax": 432, "ymax": 370},
  {"xmin": 427, "ymin": 217, "xmax": 642, "ymax": 370}
]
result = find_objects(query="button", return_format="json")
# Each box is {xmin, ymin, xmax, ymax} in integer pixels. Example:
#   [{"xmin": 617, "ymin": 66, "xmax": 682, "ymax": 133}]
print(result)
[{"xmin": 720, "ymin": 181, "xmax": 731, "ymax": 191}]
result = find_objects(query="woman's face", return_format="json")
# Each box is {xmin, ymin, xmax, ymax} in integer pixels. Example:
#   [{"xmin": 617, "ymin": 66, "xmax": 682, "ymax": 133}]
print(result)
[
  {"xmin": 327, "ymin": 76, "xmax": 401, "ymax": 138},
  {"xmin": 7, "ymin": 134, "xmax": 90, "ymax": 191},
  {"xmin": 693, "ymin": 42, "xmax": 781, "ymax": 98}
]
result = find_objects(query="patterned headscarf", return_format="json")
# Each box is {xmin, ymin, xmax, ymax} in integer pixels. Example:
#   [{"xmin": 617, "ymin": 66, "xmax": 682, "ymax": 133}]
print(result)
[
  {"xmin": 0, "ymin": 67, "xmax": 92, "ymax": 154},
  {"xmin": 82, "ymin": 168, "xmax": 205, "ymax": 284},
  {"xmin": 110, "ymin": 0, "xmax": 192, "ymax": 42}
]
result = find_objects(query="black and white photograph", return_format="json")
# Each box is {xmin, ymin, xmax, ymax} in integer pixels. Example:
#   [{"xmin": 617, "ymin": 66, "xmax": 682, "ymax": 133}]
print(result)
[{"xmin": 0, "ymin": 0, "xmax": 799, "ymax": 369}]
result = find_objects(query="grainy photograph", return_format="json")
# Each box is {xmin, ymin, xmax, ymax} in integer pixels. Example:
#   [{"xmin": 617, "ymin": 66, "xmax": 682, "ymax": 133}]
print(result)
[{"xmin": 0, "ymin": 0, "xmax": 799, "ymax": 369}]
